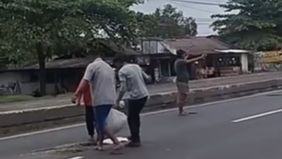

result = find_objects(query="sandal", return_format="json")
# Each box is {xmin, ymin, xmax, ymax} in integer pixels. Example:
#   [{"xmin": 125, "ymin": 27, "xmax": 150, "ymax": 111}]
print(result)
[
  {"xmin": 178, "ymin": 112, "xmax": 188, "ymax": 116},
  {"xmin": 94, "ymin": 145, "xmax": 103, "ymax": 151},
  {"xmin": 110, "ymin": 143, "xmax": 124, "ymax": 154},
  {"xmin": 110, "ymin": 147, "xmax": 124, "ymax": 155},
  {"xmin": 113, "ymin": 143, "xmax": 124, "ymax": 150}
]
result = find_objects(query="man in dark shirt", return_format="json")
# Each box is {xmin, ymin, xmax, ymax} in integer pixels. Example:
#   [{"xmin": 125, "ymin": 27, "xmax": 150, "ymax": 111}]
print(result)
[{"xmin": 174, "ymin": 49, "xmax": 206, "ymax": 116}]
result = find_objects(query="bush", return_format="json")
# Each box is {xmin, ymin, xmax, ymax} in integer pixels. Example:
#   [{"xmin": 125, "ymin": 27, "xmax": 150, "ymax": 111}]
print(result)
[{"xmin": 0, "ymin": 95, "xmax": 34, "ymax": 104}]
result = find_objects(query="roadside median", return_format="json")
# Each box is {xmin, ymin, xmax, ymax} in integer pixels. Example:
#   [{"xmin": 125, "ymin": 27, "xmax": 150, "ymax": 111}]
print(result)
[
  {"xmin": 1, "ymin": 74, "xmax": 282, "ymax": 137},
  {"xmin": 146, "ymin": 78, "xmax": 282, "ymax": 110}
]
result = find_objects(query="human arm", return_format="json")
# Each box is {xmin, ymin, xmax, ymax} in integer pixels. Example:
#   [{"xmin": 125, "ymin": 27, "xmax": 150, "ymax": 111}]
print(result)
[
  {"xmin": 71, "ymin": 79, "xmax": 89, "ymax": 105},
  {"xmin": 140, "ymin": 67, "xmax": 151, "ymax": 82},
  {"xmin": 71, "ymin": 65, "xmax": 93, "ymax": 105},
  {"xmin": 116, "ymin": 71, "xmax": 126, "ymax": 104},
  {"xmin": 185, "ymin": 54, "xmax": 206, "ymax": 63}
]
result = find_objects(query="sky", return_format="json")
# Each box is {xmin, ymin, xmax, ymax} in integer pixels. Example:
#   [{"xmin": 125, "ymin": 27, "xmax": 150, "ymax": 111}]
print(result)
[{"xmin": 130, "ymin": 0, "xmax": 228, "ymax": 36}]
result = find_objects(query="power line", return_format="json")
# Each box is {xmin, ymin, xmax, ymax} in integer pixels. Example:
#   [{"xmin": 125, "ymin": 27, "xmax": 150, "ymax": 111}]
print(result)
[
  {"xmin": 171, "ymin": 0, "xmax": 224, "ymax": 6},
  {"xmin": 173, "ymin": 0, "xmax": 224, "ymax": 5},
  {"xmin": 197, "ymin": 22, "xmax": 213, "ymax": 25},
  {"xmin": 196, "ymin": 18, "xmax": 214, "ymax": 20},
  {"xmin": 172, "ymin": 1, "xmax": 214, "ymax": 13},
  {"xmin": 170, "ymin": 1, "xmax": 220, "ymax": 23}
]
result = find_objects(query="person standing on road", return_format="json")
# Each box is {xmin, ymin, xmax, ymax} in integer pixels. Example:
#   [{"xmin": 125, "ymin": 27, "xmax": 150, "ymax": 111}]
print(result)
[
  {"xmin": 174, "ymin": 49, "xmax": 206, "ymax": 116},
  {"xmin": 72, "ymin": 56, "xmax": 123, "ymax": 153},
  {"xmin": 72, "ymin": 78, "xmax": 95, "ymax": 142},
  {"xmin": 115, "ymin": 56, "xmax": 150, "ymax": 147}
]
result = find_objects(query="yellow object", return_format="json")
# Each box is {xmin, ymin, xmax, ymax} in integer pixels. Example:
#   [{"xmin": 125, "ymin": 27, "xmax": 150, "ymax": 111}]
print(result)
[{"xmin": 261, "ymin": 51, "xmax": 282, "ymax": 63}]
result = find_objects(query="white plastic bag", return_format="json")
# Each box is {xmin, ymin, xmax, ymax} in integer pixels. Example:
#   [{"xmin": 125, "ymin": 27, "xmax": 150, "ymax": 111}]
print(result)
[{"xmin": 106, "ymin": 109, "xmax": 127, "ymax": 134}]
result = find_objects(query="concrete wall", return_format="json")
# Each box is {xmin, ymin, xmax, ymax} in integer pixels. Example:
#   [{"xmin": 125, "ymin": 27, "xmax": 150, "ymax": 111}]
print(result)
[
  {"xmin": 0, "ymin": 72, "xmax": 29, "ymax": 86},
  {"xmin": 0, "ymin": 72, "xmax": 30, "ymax": 95},
  {"xmin": 21, "ymin": 82, "xmax": 56, "ymax": 95},
  {"xmin": 0, "ymin": 72, "xmax": 56, "ymax": 95},
  {"xmin": 20, "ymin": 82, "xmax": 39, "ymax": 95},
  {"xmin": 241, "ymin": 54, "xmax": 249, "ymax": 73}
]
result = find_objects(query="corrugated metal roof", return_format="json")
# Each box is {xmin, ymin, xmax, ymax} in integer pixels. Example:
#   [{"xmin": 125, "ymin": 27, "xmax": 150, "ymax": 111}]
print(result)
[
  {"xmin": 215, "ymin": 49, "xmax": 250, "ymax": 53},
  {"xmin": 24, "ymin": 57, "xmax": 96, "ymax": 70},
  {"xmin": 163, "ymin": 37, "xmax": 229, "ymax": 55}
]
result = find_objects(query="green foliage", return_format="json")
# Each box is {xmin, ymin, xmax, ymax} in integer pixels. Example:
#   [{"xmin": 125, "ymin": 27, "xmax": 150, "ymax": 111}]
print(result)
[
  {"xmin": 0, "ymin": 95, "xmax": 34, "ymax": 104},
  {"xmin": 0, "ymin": 0, "xmax": 141, "ymax": 94},
  {"xmin": 137, "ymin": 4, "xmax": 198, "ymax": 38},
  {"xmin": 212, "ymin": 0, "xmax": 282, "ymax": 51},
  {"xmin": 0, "ymin": 0, "xmax": 141, "ymax": 66}
]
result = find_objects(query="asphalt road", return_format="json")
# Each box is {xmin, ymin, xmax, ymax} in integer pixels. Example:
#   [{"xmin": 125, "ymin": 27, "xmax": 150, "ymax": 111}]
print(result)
[{"xmin": 1, "ymin": 90, "xmax": 282, "ymax": 159}]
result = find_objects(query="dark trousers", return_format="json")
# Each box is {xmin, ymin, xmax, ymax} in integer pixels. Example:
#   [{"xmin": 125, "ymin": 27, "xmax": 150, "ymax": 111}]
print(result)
[
  {"xmin": 85, "ymin": 106, "xmax": 95, "ymax": 137},
  {"xmin": 127, "ymin": 97, "xmax": 147, "ymax": 143}
]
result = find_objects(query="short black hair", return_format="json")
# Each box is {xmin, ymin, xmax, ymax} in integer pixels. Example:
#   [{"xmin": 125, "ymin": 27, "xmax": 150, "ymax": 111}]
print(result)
[
  {"xmin": 176, "ymin": 49, "xmax": 186, "ymax": 58},
  {"xmin": 113, "ymin": 55, "xmax": 135, "ymax": 64}
]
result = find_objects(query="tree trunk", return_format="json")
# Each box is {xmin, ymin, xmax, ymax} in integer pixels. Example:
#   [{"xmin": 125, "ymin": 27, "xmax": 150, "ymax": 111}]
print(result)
[{"xmin": 37, "ymin": 43, "xmax": 46, "ymax": 96}]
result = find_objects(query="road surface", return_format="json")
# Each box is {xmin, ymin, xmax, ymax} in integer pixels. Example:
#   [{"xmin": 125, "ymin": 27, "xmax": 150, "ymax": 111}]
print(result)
[{"xmin": 1, "ymin": 90, "xmax": 282, "ymax": 159}]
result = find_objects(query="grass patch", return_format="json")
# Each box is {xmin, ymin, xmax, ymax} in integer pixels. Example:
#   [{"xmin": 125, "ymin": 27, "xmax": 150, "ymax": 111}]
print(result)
[{"xmin": 0, "ymin": 95, "xmax": 34, "ymax": 104}]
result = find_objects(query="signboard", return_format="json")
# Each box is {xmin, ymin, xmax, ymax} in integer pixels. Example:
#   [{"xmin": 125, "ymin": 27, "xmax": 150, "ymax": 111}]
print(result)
[{"xmin": 261, "ymin": 50, "xmax": 282, "ymax": 63}]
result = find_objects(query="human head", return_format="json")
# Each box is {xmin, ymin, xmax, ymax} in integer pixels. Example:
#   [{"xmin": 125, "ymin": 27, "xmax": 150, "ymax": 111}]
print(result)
[
  {"xmin": 87, "ymin": 50, "xmax": 104, "ymax": 60},
  {"xmin": 113, "ymin": 55, "xmax": 135, "ymax": 69},
  {"xmin": 176, "ymin": 49, "xmax": 187, "ymax": 59}
]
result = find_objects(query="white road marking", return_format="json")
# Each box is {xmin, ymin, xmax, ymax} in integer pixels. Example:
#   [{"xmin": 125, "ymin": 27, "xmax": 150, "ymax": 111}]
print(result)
[
  {"xmin": 232, "ymin": 108, "xmax": 282, "ymax": 123},
  {"xmin": 0, "ymin": 123, "xmax": 84, "ymax": 141},
  {"xmin": 0, "ymin": 104, "xmax": 76, "ymax": 115},
  {"xmin": 143, "ymin": 89, "xmax": 282, "ymax": 116},
  {"xmin": 69, "ymin": 156, "xmax": 84, "ymax": 159},
  {"xmin": 0, "ymin": 89, "xmax": 282, "ymax": 141}
]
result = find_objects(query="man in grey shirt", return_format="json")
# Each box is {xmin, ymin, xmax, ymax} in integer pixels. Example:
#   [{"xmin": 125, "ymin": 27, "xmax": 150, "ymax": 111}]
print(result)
[
  {"xmin": 115, "ymin": 56, "xmax": 150, "ymax": 147},
  {"xmin": 72, "ymin": 57, "xmax": 123, "ymax": 153}
]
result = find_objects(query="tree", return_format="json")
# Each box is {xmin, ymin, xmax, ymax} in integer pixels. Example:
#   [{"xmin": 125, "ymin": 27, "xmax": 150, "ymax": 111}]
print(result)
[
  {"xmin": 212, "ymin": 0, "xmax": 282, "ymax": 51},
  {"xmin": 137, "ymin": 4, "xmax": 198, "ymax": 38},
  {"xmin": 0, "ymin": 0, "xmax": 141, "ymax": 95}
]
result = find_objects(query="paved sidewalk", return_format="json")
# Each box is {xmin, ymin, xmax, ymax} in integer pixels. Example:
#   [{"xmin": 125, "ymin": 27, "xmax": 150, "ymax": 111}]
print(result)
[{"xmin": 1, "ymin": 72, "xmax": 282, "ymax": 113}]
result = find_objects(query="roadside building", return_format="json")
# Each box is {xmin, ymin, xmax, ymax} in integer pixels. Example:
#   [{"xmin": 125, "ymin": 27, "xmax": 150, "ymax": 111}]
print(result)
[
  {"xmin": 139, "ymin": 37, "xmax": 253, "ymax": 81},
  {"xmin": 0, "ymin": 37, "xmax": 254, "ymax": 95}
]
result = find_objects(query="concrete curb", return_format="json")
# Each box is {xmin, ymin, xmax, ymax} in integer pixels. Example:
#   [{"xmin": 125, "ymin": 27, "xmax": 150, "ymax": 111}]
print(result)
[
  {"xmin": 146, "ymin": 78, "xmax": 282, "ymax": 107},
  {"xmin": 1, "ymin": 78, "xmax": 282, "ymax": 135}
]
